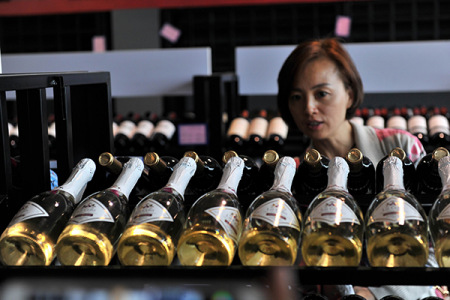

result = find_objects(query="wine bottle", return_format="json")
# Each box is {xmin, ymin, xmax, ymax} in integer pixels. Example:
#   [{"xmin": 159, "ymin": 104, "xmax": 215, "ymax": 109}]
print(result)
[
  {"xmin": 55, "ymin": 157, "xmax": 144, "ymax": 266},
  {"xmin": 176, "ymin": 156, "xmax": 244, "ymax": 266},
  {"xmin": 9, "ymin": 121, "xmax": 19, "ymax": 157},
  {"xmin": 150, "ymin": 118, "xmax": 176, "ymax": 153},
  {"xmin": 257, "ymin": 150, "xmax": 281, "ymax": 195},
  {"xmin": 238, "ymin": 156, "xmax": 301, "ymax": 266},
  {"xmin": 116, "ymin": 156, "xmax": 197, "ymax": 266},
  {"xmin": 129, "ymin": 113, "xmax": 155, "ymax": 156},
  {"xmin": 345, "ymin": 148, "xmax": 376, "ymax": 196},
  {"xmin": 366, "ymin": 156, "xmax": 429, "ymax": 267},
  {"xmin": 428, "ymin": 156, "xmax": 450, "ymax": 267},
  {"xmin": 416, "ymin": 147, "xmax": 450, "ymax": 195},
  {"xmin": 301, "ymin": 157, "xmax": 364, "ymax": 267},
  {"xmin": 47, "ymin": 115, "xmax": 57, "ymax": 160},
  {"xmin": 428, "ymin": 114, "xmax": 450, "ymax": 150},
  {"xmin": 245, "ymin": 110, "xmax": 269, "ymax": 156},
  {"xmin": 222, "ymin": 150, "xmax": 259, "ymax": 210},
  {"xmin": 386, "ymin": 115, "xmax": 407, "ymax": 131},
  {"xmin": 293, "ymin": 149, "xmax": 330, "ymax": 200},
  {"xmin": 0, "ymin": 158, "xmax": 96, "ymax": 266},
  {"xmin": 114, "ymin": 113, "xmax": 138, "ymax": 156},
  {"xmin": 265, "ymin": 116, "xmax": 289, "ymax": 153},
  {"xmin": 143, "ymin": 152, "xmax": 179, "ymax": 192},
  {"xmin": 366, "ymin": 115, "xmax": 385, "ymax": 129},
  {"xmin": 407, "ymin": 115, "xmax": 430, "ymax": 153},
  {"xmin": 375, "ymin": 147, "xmax": 417, "ymax": 194},
  {"xmin": 225, "ymin": 110, "xmax": 250, "ymax": 152},
  {"xmin": 184, "ymin": 151, "xmax": 223, "ymax": 199}
]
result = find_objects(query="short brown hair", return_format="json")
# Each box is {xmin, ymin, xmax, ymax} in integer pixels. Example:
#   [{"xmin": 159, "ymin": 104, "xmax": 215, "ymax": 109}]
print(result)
[{"xmin": 277, "ymin": 38, "xmax": 363, "ymax": 127}]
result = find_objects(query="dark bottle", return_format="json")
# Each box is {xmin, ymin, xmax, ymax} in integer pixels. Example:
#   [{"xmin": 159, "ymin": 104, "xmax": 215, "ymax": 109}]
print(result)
[
  {"xmin": 8, "ymin": 121, "xmax": 20, "ymax": 158},
  {"xmin": 129, "ymin": 112, "xmax": 155, "ymax": 156},
  {"xmin": 257, "ymin": 149, "xmax": 281, "ymax": 194},
  {"xmin": 375, "ymin": 147, "xmax": 417, "ymax": 194},
  {"xmin": 265, "ymin": 116, "xmax": 289, "ymax": 153},
  {"xmin": 293, "ymin": 149, "xmax": 330, "ymax": 202},
  {"xmin": 47, "ymin": 114, "xmax": 57, "ymax": 160},
  {"xmin": 183, "ymin": 151, "xmax": 223, "ymax": 200},
  {"xmin": 407, "ymin": 115, "xmax": 431, "ymax": 153},
  {"xmin": 222, "ymin": 150, "xmax": 260, "ymax": 210},
  {"xmin": 416, "ymin": 146, "xmax": 450, "ymax": 195},
  {"xmin": 114, "ymin": 113, "xmax": 138, "ymax": 156},
  {"xmin": 341, "ymin": 295, "xmax": 367, "ymax": 300},
  {"xmin": 150, "ymin": 118, "xmax": 176, "ymax": 153},
  {"xmin": 428, "ymin": 114, "xmax": 450, "ymax": 151},
  {"xmin": 379, "ymin": 296, "xmax": 405, "ymax": 300},
  {"xmin": 98, "ymin": 152, "xmax": 124, "ymax": 189},
  {"xmin": 245, "ymin": 110, "xmax": 269, "ymax": 156},
  {"xmin": 143, "ymin": 152, "xmax": 179, "ymax": 193},
  {"xmin": 225, "ymin": 110, "xmax": 250, "ymax": 152},
  {"xmin": 345, "ymin": 148, "xmax": 376, "ymax": 196}
]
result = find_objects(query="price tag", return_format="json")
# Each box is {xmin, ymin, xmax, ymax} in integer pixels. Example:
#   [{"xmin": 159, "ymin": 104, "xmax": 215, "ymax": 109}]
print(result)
[{"xmin": 177, "ymin": 123, "xmax": 208, "ymax": 145}]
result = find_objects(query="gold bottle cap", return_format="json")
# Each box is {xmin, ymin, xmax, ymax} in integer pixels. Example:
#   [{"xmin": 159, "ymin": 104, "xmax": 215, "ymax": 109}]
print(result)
[
  {"xmin": 304, "ymin": 148, "xmax": 321, "ymax": 165},
  {"xmin": 346, "ymin": 148, "xmax": 363, "ymax": 164},
  {"xmin": 432, "ymin": 147, "xmax": 450, "ymax": 162},
  {"xmin": 222, "ymin": 150, "xmax": 238, "ymax": 164},
  {"xmin": 263, "ymin": 150, "xmax": 279, "ymax": 165},
  {"xmin": 183, "ymin": 151, "xmax": 199, "ymax": 162},
  {"xmin": 98, "ymin": 152, "xmax": 122, "ymax": 174},
  {"xmin": 144, "ymin": 152, "xmax": 160, "ymax": 166},
  {"xmin": 389, "ymin": 147, "xmax": 406, "ymax": 161}
]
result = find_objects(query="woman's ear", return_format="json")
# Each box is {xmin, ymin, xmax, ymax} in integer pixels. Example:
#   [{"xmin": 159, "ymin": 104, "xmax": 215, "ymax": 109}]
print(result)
[{"xmin": 346, "ymin": 88, "xmax": 354, "ymax": 109}]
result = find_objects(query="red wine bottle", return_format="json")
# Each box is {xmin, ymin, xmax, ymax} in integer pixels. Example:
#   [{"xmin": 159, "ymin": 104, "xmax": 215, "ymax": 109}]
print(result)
[
  {"xmin": 345, "ymin": 148, "xmax": 376, "ymax": 196},
  {"xmin": 416, "ymin": 147, "xmax": 450, "ymax": 195}
]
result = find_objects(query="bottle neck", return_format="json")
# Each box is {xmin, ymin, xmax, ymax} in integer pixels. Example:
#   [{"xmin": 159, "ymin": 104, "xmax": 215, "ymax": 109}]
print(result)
[
  {"xmin": 383, "ymin": 156, "xmax": 405, "ymax": 190},
  {"xmin": 217, "ymin": 156, "xmax": 244, "ymax": 196},
  {"xmin": 165, "ymin": 157, "xmax": 197, "ymax": 199},
  {"xmin": 55, "ymin": 158, "xmax": 96, "ymax": 204},
  {"xmin": 439, "ymin": 156, "xmax": 450, "ymax": 191},
  {"xmin": 109, "ymin": 157, "xmax": 144, "ymax": 200},
  {"xmin": 270, "ymin": 156, "xmax": 296, "ymax": 194},
  {"xmin": 326, "ymin": 157, "xmax": 349, "ymax": 191}
]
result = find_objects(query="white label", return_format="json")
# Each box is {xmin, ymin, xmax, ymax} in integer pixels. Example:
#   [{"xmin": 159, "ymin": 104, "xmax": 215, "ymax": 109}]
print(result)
[
  {"xmin": 308, "ymin": 197, "xmax": 360, "ymax": 226},
  {"xmin": 437, "ymin": 203, "xmax": 450, "ymax": 221},
  {"xmin": 251, "ymin": 198, "xmax": 300, "ymax": 231},
  {"xmin": 129, "ymin": 199, "xmax": 173, "ymax": 225},
  {"xmin": 227, "ymin": 117, "xmax": 250, "ymax": 139},
  {"xmin": 367, "ymin": 115, "xmax": 385, "ymax": 129},
  {"xmin": 248, "ymin": 117, "xmax": 268, "ymax": 138},
  {"xmin": 368, "ymin": 196, "xmax": 424, "ymax": 225},
  {"xmin": 69, "ymin": 199, "xmax": 114, "ymax": 224},
  {"xmin": 118, "ymin": 120, "xmax": 136, "ymax": 138},
  {"xmin": 154, "ymin": 120, "xmax": 176, "ymax": 139},
  {"xmin": 10, "ymin": 201, "xmax": 49, "ymax": 225},
  {"xmin": 135, "ymin": 120, "xmax": 154, "ymax": 137},
  {"xmin": 205, "ymin": 206, "xmax": 242, "ymax": 244},
  {"xmin": 407, "ymin": 115, "xmax": 427, "ymax": 134},
  {"xmin": 387, "ymin": 116, "xmax": 407, "ymax": 131},
  {"xmin": 266, "ymin": 117, "xmax": 289, "ymax": 139},
  {"xmin": 429, "ymin": 115, "xmax": 450, "ymax": 136}
]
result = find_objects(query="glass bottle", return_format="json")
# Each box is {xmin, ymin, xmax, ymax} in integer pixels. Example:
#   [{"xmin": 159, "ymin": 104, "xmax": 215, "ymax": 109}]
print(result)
[
  {"xmin": 408, "ymin": 115, "xmax": 431, "ymax": 153},
  {"xmin": 366, "ymin": 156, "xmax": 429, "ymax": 267},
  {"xmin": 429, "ymin": 156, "xmax": 450, "ymax": 267},
  {"xmin": 116, "ymin": 156, "xmax": 197, "ymax": 266},
  {"xmin": 225, "ymin": 110, "xmax": 250, "ymax": 153},
  {"xmin": 55, "ymin": 157, "xmax": 144, "ymax": 266},
  {"xmin": 129, "ymin": 112, "xmax": 155, "ymax": 156},
  {"xmin": 375, "ymin": 147, "xmax": 417, "ymax": 194},
  {"xmin": 301, "ymin": 157, "xmax": 364, "ymax": 267},
  {"xmin": 114, "ymin": 113, "xmax": 138, "ymax": 156},
  {"xmin": 0, "ymin": 158, "xmax": 96, "ymax": 266},
  {"xmin": 176, "ymin": 156, "xmax": 244, "ymax": 266},
  {"xmin": 150, "ymin": 118, "xmax": 176, "ymax": 153},
  {"xmin": 245, "ymin": 109, "xmax": 269, "ymax": 157},
  {"xmin": 345, "ymin": 148, "xmax": 376, "ymax": 196},
  {"xmin": 238, "ymin": 156, "xmax": 301, "ymax": 266},
  {"xmin": 428, "ymin": 114, "xmax": 450, "ymax": 151},
  {"xmin": 143, "ymin": 152, "xmax": 179, "ymax": 193},
  {"xmin": 257, "ymin": 150, "xmax": 281, "ymax": 195},
  {"xmin": 416, "ymin": 147, "xmax": 449, "ymax": 195},
  {"xmin": 265, "ymin": 116, "xmax": 289, "ymax": 153},
  {"xmin": 293, "ymin": 148, "xmax": 330, "ymax": 200}
]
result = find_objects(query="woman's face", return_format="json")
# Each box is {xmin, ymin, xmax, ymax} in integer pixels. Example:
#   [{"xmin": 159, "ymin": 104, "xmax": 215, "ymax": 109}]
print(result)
[{"xmin": 288, "ymin": 57, "xmax": 353, "ymax": 142}]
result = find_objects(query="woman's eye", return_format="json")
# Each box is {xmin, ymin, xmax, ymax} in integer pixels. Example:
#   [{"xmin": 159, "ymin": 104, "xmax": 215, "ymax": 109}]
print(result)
[
  {"xmin": 316, "ymin": 91, "xmax": 329, "ymax": 98},
  {"xmin": 289, "ymin": 94, "xmax": 302, "ymax": 101}
]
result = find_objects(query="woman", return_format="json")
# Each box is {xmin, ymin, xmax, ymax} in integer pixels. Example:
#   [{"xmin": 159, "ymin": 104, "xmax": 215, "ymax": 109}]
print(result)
[{"xmin": 276, "ymin": 37, "xmax": 444, "ymax": 300}]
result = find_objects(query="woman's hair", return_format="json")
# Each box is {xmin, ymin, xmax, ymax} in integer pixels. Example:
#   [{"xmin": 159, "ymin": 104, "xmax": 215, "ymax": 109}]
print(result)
[{"xmin": 277, "ymin": 38, "xmax": 363, "ymax": 127}]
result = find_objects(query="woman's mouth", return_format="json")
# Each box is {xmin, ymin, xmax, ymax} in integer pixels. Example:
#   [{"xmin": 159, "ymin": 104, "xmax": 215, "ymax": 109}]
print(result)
[{"xmin": 307, "ymin": 121, "xmax": 323, "ymax": 130}]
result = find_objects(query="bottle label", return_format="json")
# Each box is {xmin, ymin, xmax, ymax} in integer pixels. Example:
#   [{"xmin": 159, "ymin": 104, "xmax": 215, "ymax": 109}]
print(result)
[
  {"xmin": 248, "ymin": 117, "xmax": 268, "ymax": 138},
  {"xmin": 308, "ymin": 197, "xmax": 360, "ymax": 226},
  {"xmin": 251, "ymin": 198, "xmax": 300, "ymax": 231},
  {"xmin": 154, "ymin": 120, "xmax": 176, "ymax": 139},
  {"xmin": 437, "ymin": 203, "xmax": 450, "ymax": 221},
  {"xmin": 129, "ymin": 199, "xmax": 173, "ymax": 225},
  {"xmin": 68, "ymin": 199, "xmax": 115, "ymax": 224},
  {"xmin": 266, "ymin": 117, "xmax": 289, "ymax": 139},
  {"xmin": 227, "ymin": 117, "xmax": 250, "ymax": 139},
  {"xmin": 135, "ymin": 120, "xmax": 154, "ymax": 138},
  {"xmin": 9, "ymin": 201, "xmax": 49, "ymax": 225},
  {"xmin": 205, "ymin": 206, "xmax": 242, "ymax": 244},
  {"xmin": 118, "ymin": 120, "xmax": 136, "ymax": 139},
  {"xmin": 368, "ymin": 196, "xmax": 424, "ymax": 225}
]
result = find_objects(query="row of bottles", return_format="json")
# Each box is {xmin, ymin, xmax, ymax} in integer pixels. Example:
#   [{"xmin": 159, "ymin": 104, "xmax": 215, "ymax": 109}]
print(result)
[
  {"xmin": 351, "ymin": 106, "xmax": 450, "ymax": 153},
  {"xmin": 1, "ymin": 146, "xmax": 450, "ymax": 269}
]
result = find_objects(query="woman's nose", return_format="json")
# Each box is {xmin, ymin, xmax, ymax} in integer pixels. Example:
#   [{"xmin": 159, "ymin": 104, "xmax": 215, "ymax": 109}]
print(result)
[{"xmin": 305, "ymin": 97, "xmax": 318, "ymax": 115}]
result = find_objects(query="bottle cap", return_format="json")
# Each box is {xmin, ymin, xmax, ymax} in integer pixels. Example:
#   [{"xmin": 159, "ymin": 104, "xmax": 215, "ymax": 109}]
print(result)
[
  {"xmin": 304, "ymin": 148, "xmax": 321, "ymax": 165},
  {"xmin": 222, "ymin": 150, "xmax": 238, "ymax": 164},
  {"xmin": 346, "ymin": 148, "xmax": 363, "ymax": 164},
  {"xmin": 98, "ymin": 152, "xmax": 122, "ymax": 175},
  {"xmin": 432, "ymin": 147, "xmax": 450, "ymax": 162},
  {"xmin": 263, "ymin": 150, "xmax": 280, "ymax": 165},
  {"xmin": 389, "ymin": 147, "xmax": 406, "ymax": 161}
]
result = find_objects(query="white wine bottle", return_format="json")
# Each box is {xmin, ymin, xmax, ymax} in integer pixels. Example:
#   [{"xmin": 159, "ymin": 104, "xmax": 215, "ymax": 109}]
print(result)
[
  {"xmin": 0, "ymin": 158, "xmax": 96, "ymax": 266},
  {"xmin": 55, "ymin": 157, "xmax": 144, "ymax": 266},
  {"xmin": 238, "ymin": 156, "xmax": 302, "ymax": 266},
  {"xmin": 301, "ymin": 157, "xmax": 364, "ymax": 267},
  {"xmin": 429, "ymin": 155, "xmax": 450, "ymax": 267},
  {"xmin": 116, "ymin": 156, "xmax": 197, "ymax": 266},
  {"xmin": 366, "ymin": 156, "xmax": 429, "ymax": 267},
  {"xmin": 176, "ymin": 156, "xmax": 244, "ymax": 266}
]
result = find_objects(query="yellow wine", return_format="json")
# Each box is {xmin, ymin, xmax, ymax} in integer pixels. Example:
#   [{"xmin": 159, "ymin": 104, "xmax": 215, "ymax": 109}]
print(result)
[{"xmin": 434, "ymin": 237, "xmax": 450, "ymax": 267}]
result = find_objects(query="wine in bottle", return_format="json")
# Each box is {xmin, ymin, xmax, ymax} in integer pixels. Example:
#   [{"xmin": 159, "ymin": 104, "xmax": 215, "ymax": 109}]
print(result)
[
  {"xmin": 238, "ymin": 156, "xmax": 301, "ymax": 266},
  {"xmin": 375, "ymin": 147, "xmax": 417, "ymax": 194},
  {"xmin": 129, "ymin": 113, "xmax": 155, "ymax": 156},
  {"xmin": 408, "ymin": 115, "xmax": 430, "ymax": 153},
  {"xmin": 257, "ymin": 150, "xmax": 281, "ymax": 195},
  {"xmin": 0, "ymin": 158, "xmax": 96, "ymax": 266},
  {"xmin": 117, "ymin": 156, "xmax": 197, "ymax": 266},
  {"xmin": 184, "ymin": 151, "xmax": 223, "ymax": 199},
  {"xmin": 301, "ymin": 157, "xmax": 364, "ymax": 267},
  {"xmin": 428, "ymin": 156, "xmax": 450, "ymax": 267},
  {"xmin": 55, "ymin": 157, "xmax": 144, "ymax": 266},
  {"xmin": 114, "ymin": 113, "xmax": 138, "ymax": 156},
  {"xmin": 177, "ymin": 156, "xmax": 244, "ymax": 266},
  {"xmin": 428, "ymin": 114, "xmax": 450, "ymax": 151},
  {"xmin": 265, "ymin": 116, "xmax": 289, "ymax": 153},
  {"xmin": 366, "ymin": 156, "xmax": 429, "ymax": 267},
  {"xmin": 150, "ymin": 118, "xmax": 176, "ymax": 153},
  {"xmin": 345, "ymin": 148, "xmax": 376, "ymax": 196},
  {"xmin": 245, "ymin": 110, "xmax": 269, "ymax": 157},
  {"xmin": 416, "ymin": 147, "xmax": 450, "ymax": 195},
  {"xmin": 293, "ymin": 149, "xmax": 330, "ymax": 200},
  {"xmin": 225, "ymin": 110, "xmax": 250, "ymax": 152}
]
